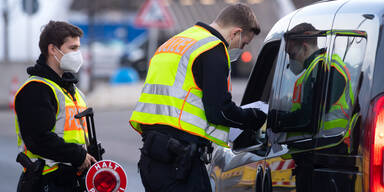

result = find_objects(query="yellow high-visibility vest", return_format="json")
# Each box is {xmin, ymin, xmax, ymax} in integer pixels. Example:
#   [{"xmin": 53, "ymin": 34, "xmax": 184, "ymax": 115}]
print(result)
[
  {"xmin": 14, "ymin": 76, "xmax": 88, "ymax": 175},
  {"xmin": 130, "ymin": 25, "xmax": 232, "ymax": 147}
]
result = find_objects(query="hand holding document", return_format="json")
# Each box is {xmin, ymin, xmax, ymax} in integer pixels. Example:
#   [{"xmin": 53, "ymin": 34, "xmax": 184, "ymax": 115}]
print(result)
[
  {"xmin": 241, "ymin": 101, "xmax": 269, "ymax": 113},
  {"xmin": 228, "ymin": 101, "xmax": 269, "ymax": 143}
]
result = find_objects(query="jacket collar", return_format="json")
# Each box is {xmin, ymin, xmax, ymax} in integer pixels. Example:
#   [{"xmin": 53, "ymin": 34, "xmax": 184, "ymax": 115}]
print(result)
[
  {"xmin": 195, "ymin": 22, "xmax": 229, "ymax": 47},
  {"xmin": 27, "ymin": 54, "xmax": 78, "ymax": 96},
  {"xmin": 304, "ymin": 48, "xmax": 326, "ymax": 69}
]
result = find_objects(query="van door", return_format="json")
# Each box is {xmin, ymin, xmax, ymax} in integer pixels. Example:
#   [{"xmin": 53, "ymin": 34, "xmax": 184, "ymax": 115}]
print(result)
[{"xmin": 310, "ymin": 30, "xmax": 367, "ymax": 192}]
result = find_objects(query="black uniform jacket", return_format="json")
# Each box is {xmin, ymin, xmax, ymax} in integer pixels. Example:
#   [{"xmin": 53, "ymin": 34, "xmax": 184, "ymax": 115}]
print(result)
[
  {"xmin": 191, "ymin": 22, "xmax": 264, "ymax": 129},
  {"xmin": 15, "ymin": 54, "xmax": 86, "ymax": 168}
]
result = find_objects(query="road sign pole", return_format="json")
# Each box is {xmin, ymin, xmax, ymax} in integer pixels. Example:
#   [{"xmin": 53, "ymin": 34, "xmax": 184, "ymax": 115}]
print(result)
[
  {"xmin": 146, "ymin": 28, "xmax": 159, "ymax": 72},
  {"xmin": 26, "ymin": 0, "xmax": 33, "ymax": 62},
  {"xmin": 2, "ymin": 0, "xmax": 9, "ymax": 64},
  {"xmin": 135, "ymin": 0, "xmax": 173, "ymax": 74},
  {"xmin": 87, "ymin": 0, "xmax": 95, "ymax": 92}
]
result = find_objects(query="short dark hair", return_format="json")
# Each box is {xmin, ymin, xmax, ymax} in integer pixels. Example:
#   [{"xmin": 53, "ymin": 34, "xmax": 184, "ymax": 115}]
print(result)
[
  {"xmin": 214, "ymin": 3, "xmax": 260, "ymax": 35},
  {"xmin": 285, "ymin": 23, "xmax": 318, "ymax": 46},
  {"xmin": 39, "ymin": 21, "xmax": 83, "ymax": 56}
]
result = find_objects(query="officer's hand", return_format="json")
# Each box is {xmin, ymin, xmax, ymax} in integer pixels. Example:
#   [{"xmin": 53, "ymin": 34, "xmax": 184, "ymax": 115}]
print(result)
[
  {"xmin": 249, "ymin": 108, "xmax": 267, "ymax": 130},
  {"xmin": 78, "ymin": 153, "xmax": 97, "ymax": 172}
]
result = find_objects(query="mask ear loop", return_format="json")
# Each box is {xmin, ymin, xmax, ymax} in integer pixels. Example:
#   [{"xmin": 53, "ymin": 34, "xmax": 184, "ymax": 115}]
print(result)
[
  {"xmin": 54, "ymin": 46, "xmax": 65, "ymax": 55},
  {"xmin": 238, "ymin": 32, "xmax": 242, "ymax": 49},
  {"xmin": 228, "ymin": 31, "xmax": 243, "ymax": 49},
  {"xmin": 228, "ymin": 33, "xmax": 233, "ymax": 49},
  {"xmin": 53, "ymin": 46, "xmax": 64, "ymax": 64}
]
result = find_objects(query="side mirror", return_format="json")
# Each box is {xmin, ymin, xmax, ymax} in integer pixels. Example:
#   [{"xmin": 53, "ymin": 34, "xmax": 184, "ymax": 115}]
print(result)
[
  {"xmin": 232, "ymin": 129, "xmax": 266, "ymax": 153},
  {"xmin": 234, "ymin": 142, "xmax": 264, "ymax": 153}
]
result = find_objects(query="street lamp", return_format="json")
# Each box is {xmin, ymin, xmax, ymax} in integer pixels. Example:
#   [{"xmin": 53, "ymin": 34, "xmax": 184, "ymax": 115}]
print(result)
[{"xmin": 2, "ymin": 0, "xmax": 9, "ymax": 63}]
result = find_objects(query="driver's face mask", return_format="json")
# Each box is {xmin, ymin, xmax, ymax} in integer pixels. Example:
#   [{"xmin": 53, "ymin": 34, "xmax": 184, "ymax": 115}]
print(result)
[
  {"xmin": 288, "ymin": 59, "xmax": 304, "ymax": 75},
  {"xmin": 287, "ymin": 46, "xmax": 304, "ymax": 75}
]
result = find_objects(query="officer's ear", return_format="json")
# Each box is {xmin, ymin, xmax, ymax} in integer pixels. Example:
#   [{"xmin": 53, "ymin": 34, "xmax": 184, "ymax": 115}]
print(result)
[
  {"xmin": 47, "ymin": 44, "xmax": 57, "ymax": 57},
  {"xmin": 230, "ymin": 27, "xmax": 242, "ymax": 41}
]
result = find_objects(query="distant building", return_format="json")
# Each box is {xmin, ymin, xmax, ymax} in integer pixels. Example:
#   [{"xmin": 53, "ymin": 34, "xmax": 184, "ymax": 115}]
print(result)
[
  {"xmin": 0, "ymin": 0, "xmax": 72, "ymax": 62},
  {"xmin": 0, "ymin": 0, "xmax": 319, "ymax": 75}
]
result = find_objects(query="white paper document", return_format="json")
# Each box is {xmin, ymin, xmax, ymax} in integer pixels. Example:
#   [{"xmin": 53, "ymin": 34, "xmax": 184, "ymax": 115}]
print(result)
[
  {"xmin": 241, "ymin": 101, "xmax": 269, "ymax": 113},
  {"xmin": 228, "ymin": 101, "xmax": 269, "ymax": 142}
]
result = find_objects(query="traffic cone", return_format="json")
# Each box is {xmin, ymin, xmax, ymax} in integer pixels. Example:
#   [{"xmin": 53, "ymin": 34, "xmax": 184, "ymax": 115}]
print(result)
[{"xmin": 9, "ymin": 76, "xmax": 19, "ymax": 110}]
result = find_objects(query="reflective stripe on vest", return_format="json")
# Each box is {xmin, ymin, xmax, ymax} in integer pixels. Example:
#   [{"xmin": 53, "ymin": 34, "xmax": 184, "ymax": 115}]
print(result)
[
  {"xmin": 319, "ymin": 54, "xmax": 353, "ymax": 137},
  {"xmin": 344, "ymin": 113, "xmax": 359, "ymax": 153},
  {"xmin": 14, "ymin": 76, "xmax": 88, "ymax": 175},
  {"xmin": 291, "ymin": 55, "xmax": 325, "ymax": 111},
  {"xmin": 130, "ymin": 25, "xmax": 231, "ymax": 147}
]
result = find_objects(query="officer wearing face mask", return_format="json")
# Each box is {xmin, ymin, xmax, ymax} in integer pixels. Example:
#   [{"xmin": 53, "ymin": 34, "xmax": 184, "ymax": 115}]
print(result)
[
  {"xmin": 130, "ymin": 3, "xmax": 266, "ymax": 192},
  {"xmin": 14, "ymin": 21, "xmax": 96, "ymax": 192}
]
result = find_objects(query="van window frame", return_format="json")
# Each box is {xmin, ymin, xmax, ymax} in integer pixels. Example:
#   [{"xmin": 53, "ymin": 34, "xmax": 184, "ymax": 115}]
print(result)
[
  {"xmin": 267, "ymin": 32, "xmax": 329, "ymax": 146},
  {"xmin": 241, "ymin": 40, "xmax": 281, "ymax": 105},
  {"xmin": 267, "ymin": 30, "xmax": 367, "ymax": 150},
  {"xmin": 314, "ymin": 30, "xmax": 367, "ymax": 148}
]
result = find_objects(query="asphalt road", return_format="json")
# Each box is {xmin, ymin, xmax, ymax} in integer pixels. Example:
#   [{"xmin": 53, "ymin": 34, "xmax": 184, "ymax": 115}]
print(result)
[{"xmin": 0, "ymin": 108, "xmax": 145, "ymax": 192}]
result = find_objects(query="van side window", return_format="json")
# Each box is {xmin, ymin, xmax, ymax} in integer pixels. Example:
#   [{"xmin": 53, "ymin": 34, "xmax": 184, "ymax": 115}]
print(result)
[
  {"xmin": 269, "ymin": 33, "xmax": 327, "ymax": 143},
  {"xmin": 233, "ymin": 41, "xmax": 280, "ymax": 151},
  {"xmin": 241, "ymin": 41, "xmax": 281, "ymax": 105},
  {"xmin": 318, "ymin": 34, "xmax": 367, "ymax": 140}
]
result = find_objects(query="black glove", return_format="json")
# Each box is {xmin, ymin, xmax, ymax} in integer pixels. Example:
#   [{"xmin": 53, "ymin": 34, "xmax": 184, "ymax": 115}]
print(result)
[{"xmin": 248, "ymin": 108, "xmax": 267, "ymax": 130}]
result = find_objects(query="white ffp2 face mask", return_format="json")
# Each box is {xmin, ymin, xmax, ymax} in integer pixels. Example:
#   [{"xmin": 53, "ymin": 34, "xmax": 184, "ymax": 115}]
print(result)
[
  {"xmin": 228, "ymin": 32, "xmax": 243, "ymax": 63},
  {"xmin": 54, "ymin": 47, "xmax": 83, "ymax": 73},
  {"xmin": 287, "ymin": 46, "xmax": 305, "ymax": 75},
  {"xmin": 229, "ymin": 48, "xmax": 243, "ymax": 63}
]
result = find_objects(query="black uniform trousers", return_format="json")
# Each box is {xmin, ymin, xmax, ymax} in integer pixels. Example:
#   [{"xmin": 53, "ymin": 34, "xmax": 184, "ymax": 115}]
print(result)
[
  {"xmin": 138, "ymin": 125, "xmax": 212, "ymax": 192},
  {"xmin": 17, "ymin": 164, "xmax": 78, "ymax": 192}
]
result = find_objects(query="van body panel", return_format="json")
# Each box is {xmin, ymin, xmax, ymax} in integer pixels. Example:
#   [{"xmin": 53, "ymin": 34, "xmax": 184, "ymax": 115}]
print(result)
[
  {"xmin": 264, "ymin": 12, "xmax": 294, "ymax": 44},
  {"xmin": 335, "ymin": 0, "xmax": 383, "ymax": 118}
]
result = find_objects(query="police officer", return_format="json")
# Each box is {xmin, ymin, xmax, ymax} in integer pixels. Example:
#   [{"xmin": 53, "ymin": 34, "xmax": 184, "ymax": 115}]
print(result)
[
  {"xmin": 130, "ymin": 3, "xmax": 266, "ymax": 192},
  {"xmin": 14, "ymin": 21, "xmax": 96, "ymax": 192}
]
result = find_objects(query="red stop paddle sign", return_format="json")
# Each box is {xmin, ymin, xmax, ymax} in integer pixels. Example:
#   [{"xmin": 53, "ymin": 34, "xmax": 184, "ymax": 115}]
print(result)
[{"xmin": 86, "ymin": 160, "xmax": 127, "ymax": 192}]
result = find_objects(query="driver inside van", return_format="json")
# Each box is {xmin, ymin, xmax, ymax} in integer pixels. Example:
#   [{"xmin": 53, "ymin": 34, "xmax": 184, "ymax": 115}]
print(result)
[
  {"xmin": 269, "ymin": 22, "xmax": 354, "ymax": 192},
  {"xmin": 272, "ymin": 23, "xmax": 353, "ymax": 143}
]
